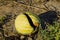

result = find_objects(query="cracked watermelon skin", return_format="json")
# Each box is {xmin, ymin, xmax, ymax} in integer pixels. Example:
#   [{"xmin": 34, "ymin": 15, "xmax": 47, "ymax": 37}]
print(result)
[{"xmin": 15, "ymin": 12, "xmax": 40, "ymax": 35}]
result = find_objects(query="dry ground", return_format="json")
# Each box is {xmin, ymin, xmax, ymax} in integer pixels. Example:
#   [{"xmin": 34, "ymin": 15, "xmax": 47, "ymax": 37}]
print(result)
[{"xmin": 0, "ymin": 0, "xmax": 60, "ymax": 40}]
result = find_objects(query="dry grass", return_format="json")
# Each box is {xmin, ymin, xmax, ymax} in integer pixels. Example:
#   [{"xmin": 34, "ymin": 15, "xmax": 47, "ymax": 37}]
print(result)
[{"xmin": 0, "ymin": 0, "xmax": 60, "ymax": 40}]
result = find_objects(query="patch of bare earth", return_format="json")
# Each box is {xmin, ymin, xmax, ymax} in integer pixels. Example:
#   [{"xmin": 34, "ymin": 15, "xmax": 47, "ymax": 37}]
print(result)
[{"xmin": 0, "ymin": 0, "xmax": 60, "ymax": 40}]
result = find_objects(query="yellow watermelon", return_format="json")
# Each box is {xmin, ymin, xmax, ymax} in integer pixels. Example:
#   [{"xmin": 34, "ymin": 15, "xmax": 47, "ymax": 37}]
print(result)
[{"xmin": 15, "ymin": 12, "xmax": 40, "ymax": 35}]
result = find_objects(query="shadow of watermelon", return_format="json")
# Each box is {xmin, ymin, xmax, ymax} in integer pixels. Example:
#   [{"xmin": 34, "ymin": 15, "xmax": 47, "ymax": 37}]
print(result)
[{"xmin": 38, "ymin": 11, "xmax": 59, "ymax": 29}]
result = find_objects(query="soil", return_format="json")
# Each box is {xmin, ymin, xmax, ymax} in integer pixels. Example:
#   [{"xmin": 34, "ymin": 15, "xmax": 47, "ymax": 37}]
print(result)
[{"xmin": 0, "ymin": 0, "xmax": 60, "ymax": 40}]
